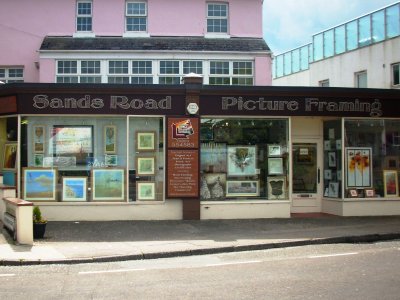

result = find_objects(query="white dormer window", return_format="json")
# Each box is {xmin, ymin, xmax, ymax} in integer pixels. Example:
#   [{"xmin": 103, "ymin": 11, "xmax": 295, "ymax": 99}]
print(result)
[
  {"xmin": 126, "ymin": 1, "xmax": 147, "ymax": 32},
  {"xmin": 76, "ymin": 1, "xmax": 92, "ymax": 32},
  {"xmin": 207, "ymin": 3, "xmax": 228, "ymax": 33}
]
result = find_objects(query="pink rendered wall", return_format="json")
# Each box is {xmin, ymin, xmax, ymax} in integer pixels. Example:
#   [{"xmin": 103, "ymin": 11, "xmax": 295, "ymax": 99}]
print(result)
[{"xmin": 255, "ymin": 56, "xmax": 272, "ymax": 86}]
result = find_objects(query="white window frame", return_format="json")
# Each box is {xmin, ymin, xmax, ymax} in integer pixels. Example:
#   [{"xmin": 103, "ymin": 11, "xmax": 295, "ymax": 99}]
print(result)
[
  {"xmin": 0, "ymin": 67, "xmax": 24, "ymax": 83},
  {"xmin": 209, "ymin": 61, "xmax": 254, "ymax": 86},
  {"xmin": 392, "ymin": 62, "xmax": 400, "ymax": 87},
  {"xmin": 74, "ymin": 0, "xmax": 95, "ymax": 37},
  {"xmin": 124, "ymin": 1, "xmax": 150, "ymax": 37},
  {"xmin": 355, "ymin": 71, "xmax": 368, "ymax": 88},
  {"xmin": 56, "ymin": 60, "xmax": 101, "ymax": 83},
  {"xmin": 205, "ymin": 2, "xmax": 230, "ymax": 38}
]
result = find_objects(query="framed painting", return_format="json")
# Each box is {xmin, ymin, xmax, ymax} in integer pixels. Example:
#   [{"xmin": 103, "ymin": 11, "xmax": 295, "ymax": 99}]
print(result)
[
  {"xmin": 136, "ymin": 156, "xmax": 156, "ymax": 176},
  {"xmin": 136, "ymin": 182, "xmax": 156, "ymax": 201},
  {"xmin": 346, "ymin": 147, "xmax": 372, "ymax": 188},
  {"xmin": 267, "ymin": 176, "xmax": 286, "ymax": 200},
  {"xmin": 3, "ymin": 143, "xmax": 17, "ymax": 170},
  {"xmin": 328, "ymin": 182, "xmax": 339, "ymax": 198},
  {"xmin": 136, "ymin": 131, "xmax": 156, "ymax": 152},
  {"xmin": 62, "ymin": 176, "xmax": 87, "ymax": 201},
  {"xmin": 328, "ymin": 152, "xmax": 336, "ymax": 167},
  {"xmin": 226, "ymin": 180, "xmax": 259, "ymax": 197},
  {"xmin": 268, "ymin": 144, "xmax": 281, "ymax": 157},
  {"xmin": 324, "ymin": 169, "xmax": 332, "ymax": 180},
  {"xmin": 92, "ymin": 168, "xmax": 125, "ymax": 201},
  {"xmin": 383, "ymin": 170, "xmax": 398, "ymax": 197},
  {"xmin": 227, "ymin": 146, "xmax": 257, "ymax": 176},
  {"xmin": 105, "ymin": 154, "xmax": 118, "ymax": 166},
  {"xmin": 104, "ymin": 125, "xmax": 117, "ymax": 154},
  {"xmin": 33, "ymin": 125, "xmax": 45, "ymax": 153},
  {"xmin": 200, "ymin": 143, "xmax": 227, "ymax": 173},
  {"xmin": 364, "ymin": 188, "xmax": 375, "ymax": 198},
  {"xmin": 23, "ymin": 168, "xmax": 57, "ymax": 201},
  {"xmin": 200, "ymin": 173, "xmax": 226, "ymax": 200},
  {"xmin": 268, "ymin": 157, "xmax": 284, "ymax": 175},
  {"xmin": 34, "ymin": 153, "xmax": 44, "ymax": 167},
  {"xmin": 347, "ymin": 189, "xmax": 358, "ymax": 198}
]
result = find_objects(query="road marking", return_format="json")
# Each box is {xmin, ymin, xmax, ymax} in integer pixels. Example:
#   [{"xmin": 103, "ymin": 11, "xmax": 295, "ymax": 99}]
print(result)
[
  {"xmin": 308, "ymin": 252, "xmax": 358, "ymax": 259},
  {"xmin": 0, "ymin": 274, "xmax": 16, "ymax": 277},
  {"xmin": 206, "ymin": 260, "xmax": 261, "ymax": 267},
  {"xmin": 79, "ymin": 268, "xmax": 146, "ymax": 275}
]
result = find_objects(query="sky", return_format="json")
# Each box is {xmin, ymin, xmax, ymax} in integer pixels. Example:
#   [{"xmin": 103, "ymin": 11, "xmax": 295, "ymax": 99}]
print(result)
[{"xmin": 263, "ymin": 0, "xmax": 397, "ymax": 54}]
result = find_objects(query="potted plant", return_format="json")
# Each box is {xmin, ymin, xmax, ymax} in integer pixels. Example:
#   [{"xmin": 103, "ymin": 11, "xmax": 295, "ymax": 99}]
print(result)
[{"xmin": 33, "ymin": 206, "xmax": 47, "ymax": 239}]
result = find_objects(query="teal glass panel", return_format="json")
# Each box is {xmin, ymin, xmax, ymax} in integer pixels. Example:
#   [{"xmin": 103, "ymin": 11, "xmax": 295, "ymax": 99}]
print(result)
[
  {"xmin": 372, "ymin": 10, "xmax": 385, "ymax": 42},
  {"xmin": 308, "ymin": 44, "xmax": 313, "ymax": 63},
  {"xmin": 346, "ymin": 20, "xmax": 358, "ymax": 51},
  {"xmin": 386, "ymin": 4, "xmax": 400, "ymax": 38},
  {"xmin": 335, "ymin": 25, "xmax": 345, "ymax": 54},
  {"xmin": 300, "ymin": 46, "xmax": 309, "ymax": 70},
  {"xmin": 359, "ymin": 16, "xmax": 371, "ymax": 47},
  {"xmin": 284, "ymin": 52, "xmax": 291, "ymax": 75},
  {"xmin": 313, "ymin": 33, "xmax": 323, "ymax": 61},
  {"xmin": 323, "ymin": 29, "xmax": 334, "ymax": 58},
  {"xmin": 292, "ymin": 49, "xmax": 300, "ymax": 73},
  {"xmin": 276, "ymin": 55, "xmax": 284, "ymax": 78}
]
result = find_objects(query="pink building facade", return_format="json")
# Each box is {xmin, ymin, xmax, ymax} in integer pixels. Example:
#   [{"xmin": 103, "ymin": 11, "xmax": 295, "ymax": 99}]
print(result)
[{"xmin": 0, "ymin": 0, "xmax": 271, "ymax": 85}]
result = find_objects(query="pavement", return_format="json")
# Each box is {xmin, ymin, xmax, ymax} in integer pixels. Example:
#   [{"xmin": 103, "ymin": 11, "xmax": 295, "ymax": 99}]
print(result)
[{"xmin": 1, "ymin": 215, "xmax": 400, "ymax": 266}]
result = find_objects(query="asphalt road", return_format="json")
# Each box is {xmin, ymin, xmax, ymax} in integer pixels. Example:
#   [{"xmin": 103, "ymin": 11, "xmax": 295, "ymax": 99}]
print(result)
[{"xmin": 1, "ymin": 241, "xmax": 399, "ymax": 299}]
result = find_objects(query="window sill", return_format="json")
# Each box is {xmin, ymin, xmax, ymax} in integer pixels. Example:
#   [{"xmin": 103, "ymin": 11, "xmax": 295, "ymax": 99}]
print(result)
[
  {"xmin": 73, "ymin": 32, "xmax": 96, "ymax": 38},
  {"xmin": 204, "ymin": 33, "xmax": 230, "ymax": 39},
  {"xmin": 123, "ymin": 32, "xmax": 150, "ymax": 38}
]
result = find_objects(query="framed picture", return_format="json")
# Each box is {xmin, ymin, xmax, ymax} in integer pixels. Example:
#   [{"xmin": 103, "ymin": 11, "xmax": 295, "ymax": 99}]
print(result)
[
  {"xmin": 384, "ymin": 156, "xmax": 398, "ymax": 169},
  {"xmin": 336, "ymin": 139, "xmax": 342, "ymax": 150},
  {"xmin": 268, "ymin": 145, "xmax": 281, "ymax": 157},
  {"xmin": 328, "ymin": 152, "xmax": 336, "ymax": 167},
  {"xmin": 62, "ymin": 176, "xmax": 87, "ymax": 201},
  {"xmin": 136, "ymin": 182, "xmax": 156, "ymax": 201},
  {"xmin": 200, "ymin": 143, "xmax": 227, "ymax": 173},
  {"xmin": 104, "ymin": 125, "xmax": 117, "ymax": 154},
  {"xmin": 383, "ymin": 170, "xmax": 398, "ymax": 197},
  {"xmin": 267, "ymin": 176, "xmax": 286, "ymax": 200},
  {"xmin": 328, "ymin": 182, "xmax": 339, "ymax": 198},
  {"xmin": 105, "ymin": 154, "xmax": 118, "ymax": 166},
  {"xmin": 3, "ymin": 143, "xmax": 17, "ymax": 170},
  {"xmin": 92, "ymin": 168, "xmax": 125, "ymax": 201},
  {"xmin": 346, "ymin": 147, "xmax": 372, "ymax": 188},
  {"xmin": 136, "ymin": 131, "xmax": 156, "ymax": 152},
  {"xmin": 23, "ymin": 168, "xmax": 57, "ymax": 201},
  {"xmin": 136, "ymin": 156, "xmax": 156, "ymax": 176},
  {"xmin": 347, "ymin": 189, "xmax": 358, "ymax": 198},
  {"xmin": 268, "ymin": 157, "xmax": 284, "ymax": 175},
  {"xmin": 227, "ymin": 146, "xmax": 257, "ymax": 176},
  {"xmin": 33, "ymin": 125, "xmax": 45, "ymax": 153},
  {"xmin": 364, "ymin": 188, "xmax": 375, "ymax": 198},
  {"xmin": 34, "ymin": 153, "xmax": 44, "ymax": 167},
  {"xmin": 324, "ymin": 169, "xmax": 332, "ymax": 180},
  {"xmin": 324, "ymin": 140, "xmax": 331, "ymax": 151},
  {"xmin": 226, "ymin": 180, "xmax": 259, "ymax": 197},
  {"xmin": 200, "ymin": 173, "xmax": 226, "ymax": 200}
]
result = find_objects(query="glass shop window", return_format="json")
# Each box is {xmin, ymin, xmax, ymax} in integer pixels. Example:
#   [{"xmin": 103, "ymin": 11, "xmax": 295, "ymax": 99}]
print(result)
[
  {"xmin": 323, "ymin": 120, "xmax": 342, "ymax": 198},
  {"xmin": 344, "ymin": 119, "xmax": 400, "ymax": 198},
  {"xmin": 200, "ymin": 118, "xmax": 289, "ymax": 201},
  {"xmin": 0, "ymin": 116, "xmax": 18, "ymax": 186},
  {"xmin": 20, "ymin": 116, "xmax": 127, "ymax": 202}
]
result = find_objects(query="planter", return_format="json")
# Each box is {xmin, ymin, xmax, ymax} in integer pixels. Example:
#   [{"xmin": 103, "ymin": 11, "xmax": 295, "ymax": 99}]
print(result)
[{"xmin": 33, "ymin": 222, "xmax": 47, "ymax": 239}]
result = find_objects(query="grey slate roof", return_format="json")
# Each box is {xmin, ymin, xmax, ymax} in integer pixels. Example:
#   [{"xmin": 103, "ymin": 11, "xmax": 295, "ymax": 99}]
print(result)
[{"xmin": 40, "ymin": 36, "xmax": 270, "ymax": 52}]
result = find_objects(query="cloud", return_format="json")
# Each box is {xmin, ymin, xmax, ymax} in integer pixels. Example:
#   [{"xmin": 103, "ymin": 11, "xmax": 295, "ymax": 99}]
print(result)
[{"xmin": 35, "ymin": 174, "xmax": 54, "ymax": 187}]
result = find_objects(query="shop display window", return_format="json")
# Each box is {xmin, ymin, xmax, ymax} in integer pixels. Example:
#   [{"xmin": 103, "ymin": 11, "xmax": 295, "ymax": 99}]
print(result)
[
  {"xmin": 0, "ymin": 116, "xmax": 18, "ymax": 186},
  {"xmin": 323, "ymin": 120, "xmax": 342, "ymax": 198},
  {"xmin": 200, "ymin": 118, "xmax": 289, "ymax": 201},
  {"xmin": 344, "ymin": 119, "xmax": 400, "ymax": 198}
]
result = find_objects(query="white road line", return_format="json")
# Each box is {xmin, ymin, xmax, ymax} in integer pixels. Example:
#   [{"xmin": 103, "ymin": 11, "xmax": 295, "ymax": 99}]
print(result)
[
  {"xmin": 79, "ymin": 268, "xmax": 146, "ymax": 275},
  {"xmin": 206, "ymin": 260, "xmax": 261, "ymax": 267},
  {"xmin": 308, "ymin": 252, "xmax": 359, "ymax": 259},
  {"xmin": 0, "ymin": 274, "xmax": 16, "ymax": 277}
]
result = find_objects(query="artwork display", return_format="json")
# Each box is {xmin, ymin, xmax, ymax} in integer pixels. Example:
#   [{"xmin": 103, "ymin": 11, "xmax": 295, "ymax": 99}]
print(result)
[
  {"xmin": 364, "ymin": 188, "xmax": 375, "ymax": 198},
  {"xmin": 226, "ymin": 180, "xmax": 259, "ymax": 197},
  {"xmin": 34, "ymin": 154, "xmax": 44, "ymax": 167},
  {"xmin": 92, "ymin": 168, "xmax": 125, "ymax": 201},
  {"xmin": 62, "ymin": 177, "xmax": 87, "ymax": 201},
  {"xmin": 136, "ymin": 131, "xmax": 156, "ymax": 151},
  {"xmin": 200, "ymin": 143, "xmax": 227, "ymax": 173},
  {"xmin": 268, "ymin": 157, "xmax": 284, "ymax": 175},
  {"xmin": 383, "ymin": 170, "xmax": 398, "ymax": 197},
  {"xmin": 200, "ymin": 173, "xmax": 226, "ymax": 200},
  {"xmin": 3, "ymin": 143, "xmax": 17, "ymax": 170},
  {"xmin": 348, "ymin": 189, "xmax": 358, "ymax": 198},
  {"xmin": 267, "ymin": 176, "xmax": 286, "ymax": 200},
  {"xmin": 324, "ymin": 169, "xmax": 332, "ymax": 180},
  {"xmin": 136, "ymin": 182, "xmax": 156, "ymax": 201},
  {"xmin": 346, "ymin": 147, "xmax": 372, "ymax": 188},
  {"xmin": 104, "ymin": 125, "xmax": 117, "ymax": 154},
  {"xmin": 328, "ymin": 152, "xmax": 336, "ymax": 167},
  {"xmin": 105, "ymin": 154, "xmax": 118, "ymax": 166},
  {"xmin": 268, "ymin": 145, "xmax": 281, "ymax": 157},
  {"xmin": 23, "ymin": 168, "xmax": 57, "ymax": 201},
  {"xmin": 136, "ymin": 156, "xmax": 156, "ymax": 176},
  {"xmin": 328, "ymin": 182, "xmax": 340, "ymax": 198},
  {"xmin": 33, "ymin": 125, "xmax": 45, "ymax": 153},
  {"xmin": 227, "ymin": 146, "xmax": 257, "ymax": 176}
]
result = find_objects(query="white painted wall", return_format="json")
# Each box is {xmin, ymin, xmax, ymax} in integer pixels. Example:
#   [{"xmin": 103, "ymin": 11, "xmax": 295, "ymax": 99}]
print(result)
[{"xmin": 272, "ymin": 69, "xmax": 310, "ymax": 87}]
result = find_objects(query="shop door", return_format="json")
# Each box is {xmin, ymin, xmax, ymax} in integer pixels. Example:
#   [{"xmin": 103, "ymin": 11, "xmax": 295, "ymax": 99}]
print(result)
[{"xmin": 291, "ymin": 141, "xmax": 322, "ymax": 213}]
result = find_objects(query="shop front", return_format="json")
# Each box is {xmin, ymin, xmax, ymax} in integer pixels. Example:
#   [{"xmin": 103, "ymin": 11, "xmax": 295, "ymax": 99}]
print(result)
[{"xmin": 0, "ymin": 80, "xmax": 399, "ymax": 220}]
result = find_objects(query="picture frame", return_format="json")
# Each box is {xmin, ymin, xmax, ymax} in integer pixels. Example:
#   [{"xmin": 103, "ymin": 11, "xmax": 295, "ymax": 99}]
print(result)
[
  {"xmin": 200, "ymin": 143, "xmax": 227, "ymax": 173},
  {"xmin": 346, "ymin": 147, "xmax": 372, "ymax": 188},
  {"xmin": 227, "ymin": 146, "xmax": 257, "ymax": 176},
  {"xmin": 33, "ymin": 125, "xmax": 45, "ymax": 153},
  {"xmin": 136, "ymin": 156, "xmax": 156, "ymax": 176},
  {"xmin": 268, "ymin": 157, "xmax": 284, "ymax": 175},
  {"xmin": 62, "ymin": 176, "xmax": 87, "ymax": 201},
  {"xmin": 226, "ymin": 180, "xmax": 259, "ymax": 197},
  {"xmin": 23, "ymin": 168, "xmax": 57, "ymax": 201},
  {"xmin": 324, "ymin": 140, "xmax": 331, "ymax": 151},
  {"xmin": 136, "ymin": 182, "xmax": 156, "ymax": 201},
  {"xmin": 104, "ymin": 125, "xmax": 117, "ymax": 154},
  {"xmin": 3, "ymin": 143, "xmax": 17, "ymax": 170},
  {"xmin": 383, "ymin": 170, "xmax": 398, "ymax": 197},
  {"xmin": 336, "ymin": 139, "xmax": 342, "ymax": 150},
  {"xmin": 105, "ymin": 154, "xmax": 118, "ymax": 166},
  {"xmin": 347, "ymin": 189, "xmax": 358, "ymax": 198},
  {"xmin": 267, "ymin": 176, "xmax": 286, "ymax": 200},
  {"xmin": 364, "ymin": 188, "xmax": 375, "ymax": 198},
  {"xmin": 200, "ymin": 173, "xmax": 226, "ymax": 200},
  {"xmin": 328, "ymin": 151, "xmax": 336, "ymax": 167},
  {"xmin": 92, "ymin": 168, "xmax": 125, "ymax": 201},
  {"xmin": 324, "ymin": 169, "xmax": 332, "ymax": 180},
  {"xmin": 268, "ymin": 144, "xmax": 281, "ymax": 157},
  {"xmin": 33, "ymin": 153, "xmax": 44, "ymax": 167},
  {"xmin": 328, "ymin": 181, "xmax": 339, "ymax": 198},
  {"xmin": 136, "ymin": 131, "xmax": 156, "ymax": 152}
]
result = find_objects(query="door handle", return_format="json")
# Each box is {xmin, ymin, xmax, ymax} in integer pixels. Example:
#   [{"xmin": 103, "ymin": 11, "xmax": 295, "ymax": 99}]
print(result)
[{"xmin": 318, "ymin": 168, "xmax": 320, "ymax": 184}]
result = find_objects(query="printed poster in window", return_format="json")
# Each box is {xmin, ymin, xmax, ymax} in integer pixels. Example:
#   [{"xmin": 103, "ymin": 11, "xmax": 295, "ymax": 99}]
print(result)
[{"xmin": 346, "ymin": 147, "xmax": 372, "ymax": 188}]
